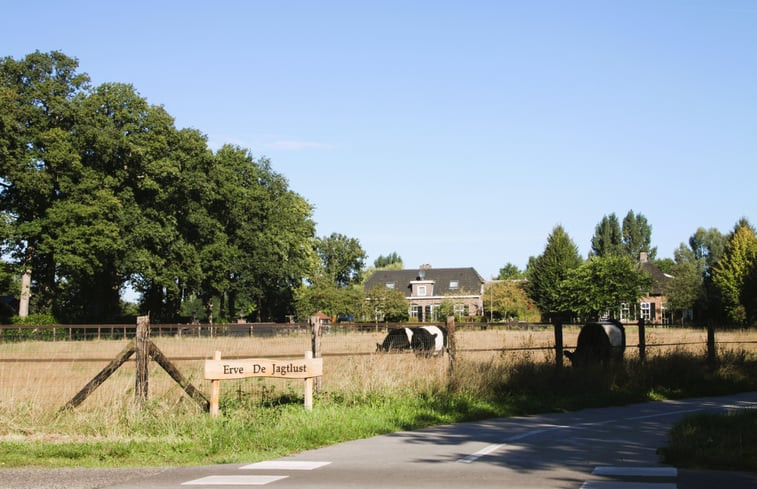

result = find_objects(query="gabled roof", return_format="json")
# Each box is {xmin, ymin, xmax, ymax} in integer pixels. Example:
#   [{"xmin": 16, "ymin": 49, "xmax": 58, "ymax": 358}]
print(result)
[
  {"xmin": 639, "ymin": 257, "xmax": 673, "ymax": 296},
  {"xmin": 364, "ymin": 267, "xmax": 485, "ymax": 297}
]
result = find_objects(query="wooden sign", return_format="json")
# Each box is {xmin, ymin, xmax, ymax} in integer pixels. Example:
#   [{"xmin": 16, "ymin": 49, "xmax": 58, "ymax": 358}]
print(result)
[
  {"xmin": 205, "ymin": 356, "xmax": 322, "ymax": 380},
  {"xmin": 205, "ymin": 351, "xmax": 321, "ymax": 416}
]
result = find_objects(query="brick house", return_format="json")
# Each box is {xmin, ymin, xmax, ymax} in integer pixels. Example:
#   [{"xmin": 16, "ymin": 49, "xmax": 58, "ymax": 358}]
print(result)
[
  {"xmin": 364, "ymin": 265, "xmax": 486, "ymax": 322},
  {"xmin": 619, "ymin": 252, "xmax": 674, "ymax": 325}
]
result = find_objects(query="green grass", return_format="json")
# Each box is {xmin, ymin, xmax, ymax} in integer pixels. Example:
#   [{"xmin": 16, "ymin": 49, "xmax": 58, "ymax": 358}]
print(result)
[
  {"xmin": 1, "ymin": 349, "xmax": 756, "ymax": 470},
  {"xmin": 659, "ymin": 410, "xmax": 757, "ymax": 471}
]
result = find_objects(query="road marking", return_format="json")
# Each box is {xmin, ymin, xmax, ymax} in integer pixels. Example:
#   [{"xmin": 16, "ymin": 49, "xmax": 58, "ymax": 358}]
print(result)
[
  {"xmin": 458, "ymin": 426, "xmax": 569, "ymax": 463},
  {"xmin": 581, "ymin": 483, "xmax": 676, "ymax": 489},
  {"xmin": 182, "ymin": 475, "xmax": 287, "ymax": 485},
  {"xmin": 241, "ymin": 461, "xmax": 331, "ymax": 470},
  {"xmin": 458, "ymin": 443, "xmax": 505, "ymax": 463},
  {"xmin": 593, "ymin": 466, "xmax": 677, "ymax": 477}
]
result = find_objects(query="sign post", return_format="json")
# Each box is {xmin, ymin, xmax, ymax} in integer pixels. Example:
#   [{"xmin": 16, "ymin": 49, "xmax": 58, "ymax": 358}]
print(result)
[{"xmin": 204, "ymin": 351, "xmax": 323, "ymax": 417}]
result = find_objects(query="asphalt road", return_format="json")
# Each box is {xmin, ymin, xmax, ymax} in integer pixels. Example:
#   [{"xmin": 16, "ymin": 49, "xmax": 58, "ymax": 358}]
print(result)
[{"xmin": 2, "ymin": 392, "xmax": 756, "ymax": 489}]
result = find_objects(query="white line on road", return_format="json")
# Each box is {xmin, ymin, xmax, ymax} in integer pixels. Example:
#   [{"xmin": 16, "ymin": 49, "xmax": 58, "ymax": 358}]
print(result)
[
  {"xmin": 182, "ymin": 475, "xmax": 288, "ymax": 485},
  {"xmin": 458, "ymin": 443, "xmax": 505, "ymax": 463},
  {"xmin": 241, "ymin": 461, "xmax": 331, "ymax": 470},
  {"xmin": 457, "ymin": 426, "xmax": 570, "ymax": 463}
]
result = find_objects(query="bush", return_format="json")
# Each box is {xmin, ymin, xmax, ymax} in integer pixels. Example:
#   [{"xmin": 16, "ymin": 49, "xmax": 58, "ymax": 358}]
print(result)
[{"xmin": 11, "ymin": 313, "xmax": 57, "ymax": 325}]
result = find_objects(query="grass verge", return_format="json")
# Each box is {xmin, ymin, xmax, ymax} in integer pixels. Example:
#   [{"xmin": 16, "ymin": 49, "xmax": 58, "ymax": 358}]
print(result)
[{"xmin": 658, "ymin": 409, "xmax": 757, "ymax": 471}]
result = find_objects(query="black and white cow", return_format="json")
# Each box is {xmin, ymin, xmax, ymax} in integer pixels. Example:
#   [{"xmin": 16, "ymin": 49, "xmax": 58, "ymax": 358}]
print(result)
[
  {"xmin": 410, "ymin": 325, "xmax": 447, "ymax": 355},
  {"xmin": 376, "ymin": 326, "xmax": 448, "ymax": 355},
  {"xmin": 564, "ymin": 319, "xmax": 625, "ymax": 367},
  {"xmin": 377, "ymin": 327, "xmax": 414, "ymax": 352}
]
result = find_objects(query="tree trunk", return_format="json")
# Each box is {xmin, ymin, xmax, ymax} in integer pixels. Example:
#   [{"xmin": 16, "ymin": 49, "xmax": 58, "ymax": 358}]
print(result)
[{"xmin": 18, "ymin": 268, "xmax": 32, "ymax": 317}]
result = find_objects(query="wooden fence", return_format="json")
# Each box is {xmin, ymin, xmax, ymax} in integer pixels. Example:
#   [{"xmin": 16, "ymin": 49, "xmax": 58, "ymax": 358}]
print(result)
[{"xmin": 2, "ymin": 320, "xmax": 755, "ymax": 362}]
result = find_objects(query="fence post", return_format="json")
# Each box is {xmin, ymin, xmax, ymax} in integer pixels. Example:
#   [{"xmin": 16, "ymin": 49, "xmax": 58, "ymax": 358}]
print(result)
[
  {"xmin": 304, "ymin": 351, "xmax": 314, "ymax": 411},
  {"xmin": 310, "ymin": 316, "xmax": 322, "ymax": 394},
  {"xmin": 707, "ymin": 323, "xmax": 716, "ymax": 365},
  {"xmin": 135, "ymin": 315, "xmax": 150, "ymax": 406},
  {"xmin": 210, "ymin": 350, "xmax": 221, "ymax": 417},
  {"xmin": 554, "ymin": 319, "xmax": 563, "ymax": 368},
  {"xmin": 638, "ymin": 317, "xmax": 646, "ymax": 362},
  {"xmin": 446, "ymin": 316, "xmax": 456, "ymax": 378}
]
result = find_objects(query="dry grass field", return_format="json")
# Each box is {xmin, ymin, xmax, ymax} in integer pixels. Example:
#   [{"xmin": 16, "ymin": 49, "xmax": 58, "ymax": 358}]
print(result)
[{"xmin": 1, "ymin": 326, "xmax": 755, "ymax": 413}]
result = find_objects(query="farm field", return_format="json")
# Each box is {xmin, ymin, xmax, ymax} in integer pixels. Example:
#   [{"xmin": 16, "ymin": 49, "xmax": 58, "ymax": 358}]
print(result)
[{"xmin": 1, "ymin": 326, "xmax": 755, "ymax": 410}]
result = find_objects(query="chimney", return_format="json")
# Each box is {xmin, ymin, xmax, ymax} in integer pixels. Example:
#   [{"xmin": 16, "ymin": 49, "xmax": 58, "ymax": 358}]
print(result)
[{"xmin": 639, "ymin": 252, "xmax": 648, "ymax": 263}]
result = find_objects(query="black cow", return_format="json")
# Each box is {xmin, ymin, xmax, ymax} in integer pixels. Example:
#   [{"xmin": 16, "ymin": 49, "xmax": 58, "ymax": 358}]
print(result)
[
  {"xmin": 377, "ymin": 327, "xmax": 414, "ymax": 352},
  {"xmin": 376, "ymin": 326, "xmax": 448, "ymax": 355},
  {"xmin": 564, "ymin": 319, "xmax": 625, "ymax": 367}
]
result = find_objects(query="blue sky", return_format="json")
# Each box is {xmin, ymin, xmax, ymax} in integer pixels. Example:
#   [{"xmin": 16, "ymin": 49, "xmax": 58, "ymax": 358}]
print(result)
[{"xmin": 4, "ymin": 1, "xmax": 756, "ymax": 279}]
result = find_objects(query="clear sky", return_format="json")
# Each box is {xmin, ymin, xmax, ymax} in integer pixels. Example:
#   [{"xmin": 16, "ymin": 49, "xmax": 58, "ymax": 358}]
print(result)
[{"xmin": 3, "ymin": 1, "xmax": 756, "ymax": 280}]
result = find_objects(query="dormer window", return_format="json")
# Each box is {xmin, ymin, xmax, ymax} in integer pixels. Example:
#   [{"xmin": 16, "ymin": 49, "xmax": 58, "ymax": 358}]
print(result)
[
  {"xmin": 449, "ymin": 280, "xmax": 459, "ymax": 290},
  {"xmin": 386, "ymin": 282, "xmax": 395, "ymax": 289},
  {"xmin": 417, "ymin": 285, "xmax": 427, "ymax": 296}
]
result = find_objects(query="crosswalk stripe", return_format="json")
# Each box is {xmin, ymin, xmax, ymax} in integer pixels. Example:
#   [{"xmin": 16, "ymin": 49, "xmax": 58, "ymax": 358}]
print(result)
[
  {"xmin": 181, "ymin": 475, "xmax": 288, "ymax": 485},
  {"xmin": 240, "ymin": 461, "xmax": 331, "ymax": 470},
  {"xmin": 581, "ymin": 482, "xmax": 676, "ymax": 489},
  {"xmin": 593, "ymin": 466, "xmax": 678, "ymax": 477}
]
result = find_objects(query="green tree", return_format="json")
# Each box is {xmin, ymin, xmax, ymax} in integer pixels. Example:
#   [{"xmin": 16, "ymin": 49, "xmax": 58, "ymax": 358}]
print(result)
[
  {"xmin": 689, "ymin": 227, "xmax": 726, "ymax": 269},
  {"xmin": 374, "ymin": 252, "xmax": 403, "ymax": 270},
  {"xmin": 590, "ymin": 213, "xmax": 623, "ymax": 257},
  {"xmin": 497, "ymin": 262, "xmax": 524, "ymax": 280},
  {"xmin": 315, "ymin": 233, "xmax": 366, "ymax": 288},
  {"xmin": 485, "ymin": 280, "xmax": 538, "ymax": 321},
  {"xmin": 669, "ymin": 227, "xmax": 727, "ymax": 323},
  {"xmin": 622, "ymin": 210, "xmax": 656, "ymax": 260},
  {"xmin": 1, "ymin": 51, "xmax": 318, "ymax": 324},
  {"xmin": 590, "ymin": 210, "xmax": 656, "ymax": 260},
  {"xmin": 199, "ymin": 146, "xmax": 316, "ymax": 322},
  {"xmin": 76, "ymin": 82, "xmax": 197, "ymax": 322},
  {"xmin": 666, "ymin": 244, "xmax": 704, "ymax": 325},
  {"xmin": 711, "ymin": 218, "xmax": 757, "ymax": 325},
  {"xmin": 556, "ymin": 254, "xmax": 651, "ymax": 322},
  {"xmin": 654, "ymin": 257, "xmax": 675, "ymax": 276},
  {"xmin": 526, "ymin": 225, "xmax": 583, "ymax": 322},
  {"xmin": 293, "ymin": 278, "xmax": 362, "ymax": 320},
  {"xmin": 0, "ymin": 51, "xmax": 91, "ymax": 317},
  {"xmin": 362, "ymin": 285, "xmax": 408, "ymax": 322}
]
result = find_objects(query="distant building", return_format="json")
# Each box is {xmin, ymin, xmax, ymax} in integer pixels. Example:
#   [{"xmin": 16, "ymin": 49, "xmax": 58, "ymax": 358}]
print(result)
[
  {"xmin": 619, "ymin": 252, "xmax": 674, "ymax": 325},
  {"xmin": 364, "ymin": 265, "xmax": 485, "ymax": 321}
]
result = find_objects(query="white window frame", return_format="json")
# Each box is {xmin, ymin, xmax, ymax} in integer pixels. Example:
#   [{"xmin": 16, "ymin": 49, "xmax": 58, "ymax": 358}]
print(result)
[
  {"xmin": 449, "ymin": 280, "xmax": 459, "ymax": 290},
  {"xmin": 640, "ymin": 302, "xmax": 651, "ymax": 320},
  {"xmin": 620, "ymin": 303, "xmax": 631, "ymax": 321},
  {"xmin": 417, "ymin": 285, "xmax": 427, "ymax": 297}
]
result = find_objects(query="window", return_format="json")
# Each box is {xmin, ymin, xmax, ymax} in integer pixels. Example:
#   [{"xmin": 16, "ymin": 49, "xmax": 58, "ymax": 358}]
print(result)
[
  {"xmin": 417, "ymin": 285, "xmax": 427, "ymax": 296},
  {"xmin": 409, "ymin": 304, "xmax": 420, "ymax": 319},
  {"xmin": 640, "ymin": 302, "xmax": 651, "ymax": 320},
  {"xmin": 620, "ymin": 303, "xmax": 631, "ymax": 321},
  {"xmin": 385, "ymin": 282, "xmax": 395, "ymax": 289},
  {"xmin": 453, "ymin": 303, "xmax": 469, "ymax": 317},
  {"xmin": 449, "ymin": 280, "xmax": 459, "ymax": 290}
]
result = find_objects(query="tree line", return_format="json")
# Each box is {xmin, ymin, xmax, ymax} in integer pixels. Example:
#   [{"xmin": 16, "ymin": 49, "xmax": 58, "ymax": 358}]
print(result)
[
  {"xmin": 520, "ymin": 213, "xmax": 757, "ymax": 327},
  {"xmin": 0, "ymin": 51, "xmax": 325, "ymax": 323}
]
